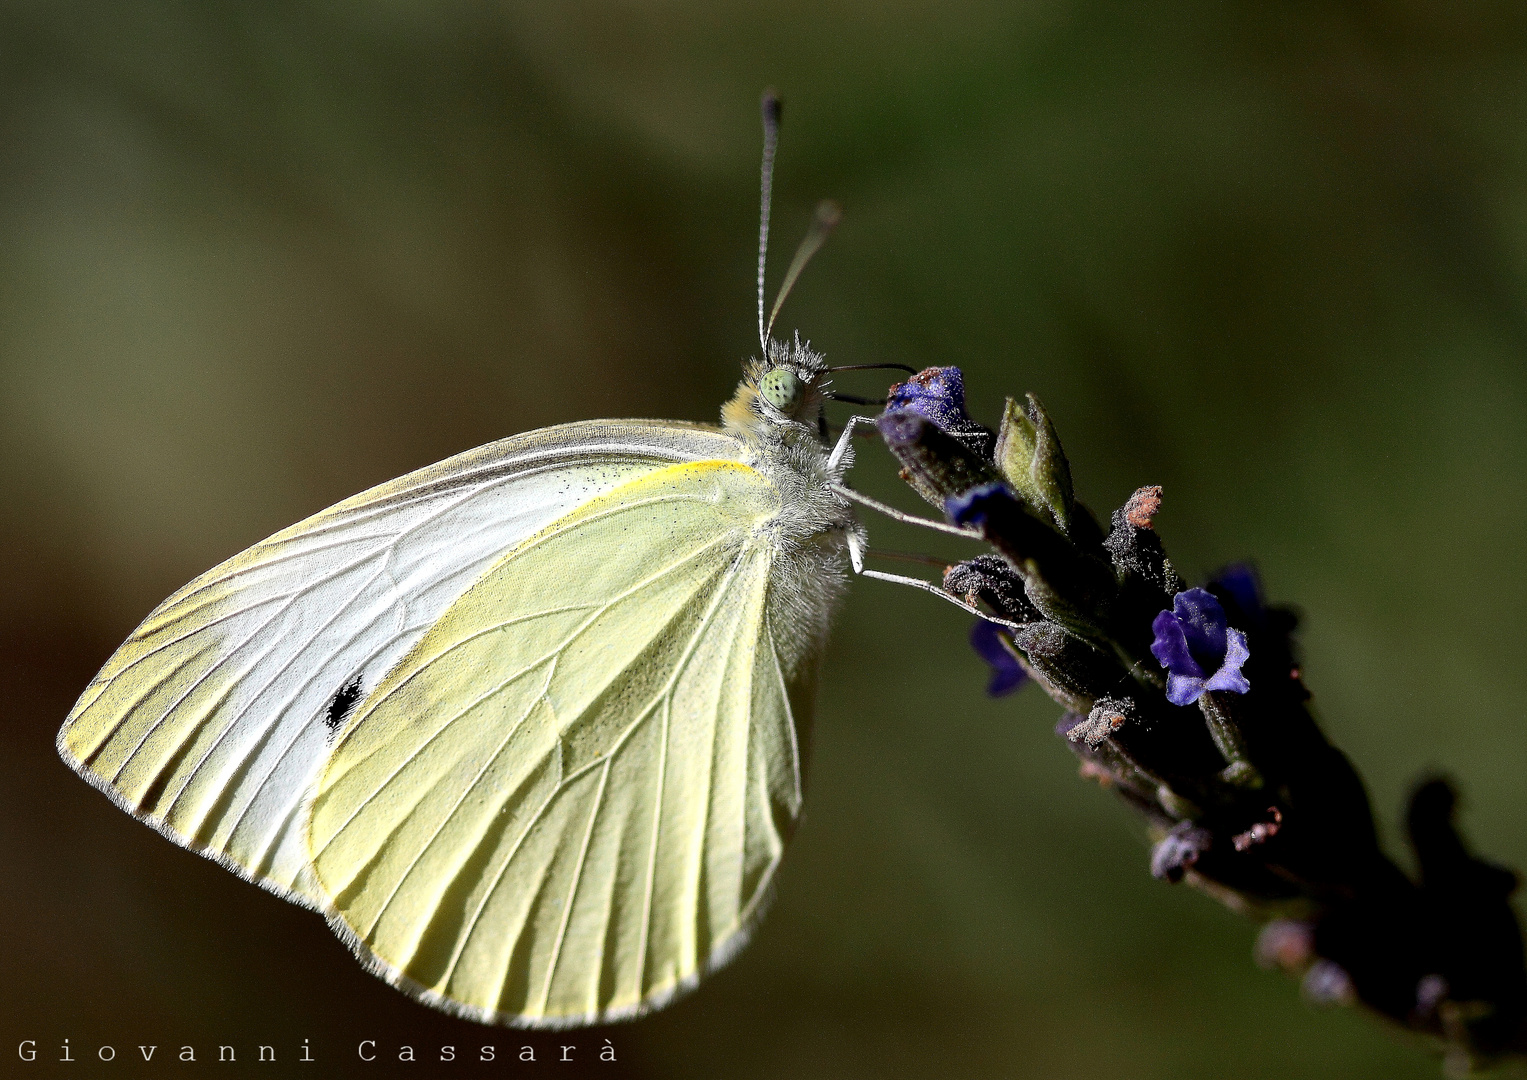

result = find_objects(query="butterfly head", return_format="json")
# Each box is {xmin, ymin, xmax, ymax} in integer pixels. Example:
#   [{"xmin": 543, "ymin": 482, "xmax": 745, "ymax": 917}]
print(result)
[{"xmin": 723, "ymin": 335, "xmax": 831, "ymax": 442}]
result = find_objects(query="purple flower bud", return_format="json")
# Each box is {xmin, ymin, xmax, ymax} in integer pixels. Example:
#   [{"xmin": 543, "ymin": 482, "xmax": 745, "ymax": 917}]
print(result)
[
  {"xmin": 1150, "ymin": 587, "xmax": 1251, "ymax": 706},
  {"xmin": 1151, "ymin": 821, "xmax": 1214, "ymax": 883},
  {"xmin": 944, "ymin": 482, "xmax": 1016, "ymax": 529},
  {"xmin": 885, "ymin": 366, "xmax": 972, "ymax": 432},
  {"xmin": 970, "ymin": 619, "xmax": 1027, "ymax": 697}
]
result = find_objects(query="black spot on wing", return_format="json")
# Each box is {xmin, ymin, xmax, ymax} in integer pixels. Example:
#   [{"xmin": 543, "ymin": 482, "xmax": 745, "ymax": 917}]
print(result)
[{"xmin": 324, "ymin": 675, "xmax": 364, "ymax": 736}]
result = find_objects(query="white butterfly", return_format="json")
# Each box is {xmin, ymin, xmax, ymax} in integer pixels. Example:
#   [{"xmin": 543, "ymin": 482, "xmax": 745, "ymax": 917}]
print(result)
[{"xmin": 57, "ymin": 93, "xmax": 983, "ymax": 1027}]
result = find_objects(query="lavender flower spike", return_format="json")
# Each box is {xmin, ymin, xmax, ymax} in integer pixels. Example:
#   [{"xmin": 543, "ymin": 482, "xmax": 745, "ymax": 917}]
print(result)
[
  {"xmin": 970, "ymin": 619, "xmax": 1027, "ymax": 697},
  {"xmin": 1150, "ymin": 587, "xmax": 1251, "ymax": 706}
]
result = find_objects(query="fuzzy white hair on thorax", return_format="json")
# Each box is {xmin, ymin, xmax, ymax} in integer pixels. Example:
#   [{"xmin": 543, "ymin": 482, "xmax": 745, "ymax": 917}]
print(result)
[{"xmin": 719, "ymin": 333, "xmax": 863, "ymax": 686}]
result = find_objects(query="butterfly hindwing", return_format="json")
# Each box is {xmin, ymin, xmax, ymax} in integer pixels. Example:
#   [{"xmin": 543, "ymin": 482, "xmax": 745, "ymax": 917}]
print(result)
[
  {"xmin": 58, "ymin": 421, "xmax": 744, "ymax": 908},
  {"xmin": 308, "ymin": 460, "xmax": 807, "ymax": 1025}
]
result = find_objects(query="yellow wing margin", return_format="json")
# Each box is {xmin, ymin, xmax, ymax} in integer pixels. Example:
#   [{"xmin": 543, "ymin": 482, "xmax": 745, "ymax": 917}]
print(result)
[{"xmin": 308, "ymin": 460, "xmax": 807, "ymax": 1027}]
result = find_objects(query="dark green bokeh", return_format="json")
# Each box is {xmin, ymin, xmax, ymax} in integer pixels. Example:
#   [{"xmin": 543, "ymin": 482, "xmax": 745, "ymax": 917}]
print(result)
[{"xmin": 3, "ymin": 3, "xmax": 1525, "ymax": 1076}]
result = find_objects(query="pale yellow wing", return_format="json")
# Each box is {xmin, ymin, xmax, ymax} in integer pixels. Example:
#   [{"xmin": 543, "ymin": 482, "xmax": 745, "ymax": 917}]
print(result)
[
  {"xmin": 308, "ymin": 460, "xmax": 808, "ymax": 1026},
  {"xmin": 59, "ymin": 421, "xmax": 743, "ymax": 908}
]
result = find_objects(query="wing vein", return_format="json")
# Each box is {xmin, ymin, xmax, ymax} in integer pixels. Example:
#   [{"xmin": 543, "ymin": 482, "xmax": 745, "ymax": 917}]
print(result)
[
  {"xmin": 161, "ymin": 558, "xmax": 397, "ymax": 820},
  {"xmin": 360, "ymin": 657, "xmax": 562, "ymax": 944},
  {"xmin": 626, "ymin": 544, "xmax": 759, "ymax": 996},
  {"xmin": 537, "ymin": 757, "xmax": 613, "ymax": 1014},
  {"xmin": 110, "ymin": 543, "xmax": 399, "ymax": 786}
]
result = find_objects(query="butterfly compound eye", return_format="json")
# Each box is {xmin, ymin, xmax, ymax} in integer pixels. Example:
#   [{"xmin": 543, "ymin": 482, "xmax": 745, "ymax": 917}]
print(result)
[{"xmin": 759, "ymin": 368, "xmax": 804, "ymax": 414}]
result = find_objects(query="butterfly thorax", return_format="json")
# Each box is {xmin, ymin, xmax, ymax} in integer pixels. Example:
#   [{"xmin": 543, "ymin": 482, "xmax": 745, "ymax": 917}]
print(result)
[{"xmin": 720, "ymin": 336, "xmax": 860, "ymax": 681}]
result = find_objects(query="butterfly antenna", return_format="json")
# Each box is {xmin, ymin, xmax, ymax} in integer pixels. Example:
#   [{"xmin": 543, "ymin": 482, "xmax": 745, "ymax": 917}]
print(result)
[
  {"xmin": 765, "ymin": 199, "xmax": 841, "ymax": 344},
  {"xmin": 757, "ymin": 89, "xmax": 782, "ymax": 353},
  {"xmin": 827, "ymin": 362, "xmax": 919, "ymax": 375}
]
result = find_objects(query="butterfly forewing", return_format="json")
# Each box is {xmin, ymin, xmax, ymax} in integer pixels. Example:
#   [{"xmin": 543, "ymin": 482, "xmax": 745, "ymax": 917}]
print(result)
[
  {"xmin": 308, "ymin": 460, "xmax": 808, "ymax": 1025},
  {"xmin": 58, "ymin": 421, "xmax": 743, "ymax": 908}
]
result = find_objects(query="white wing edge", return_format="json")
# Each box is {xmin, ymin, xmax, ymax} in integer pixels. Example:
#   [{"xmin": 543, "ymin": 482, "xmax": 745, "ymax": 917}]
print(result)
[
  {"xmin": 56, "ymin": 724, "xmax": 336, "ymax": 909},
  {"xmin": 316, "ymin": 859, "xmax": 787, "ymax": 1029},
  {"xmin": 246, "ymin": 420, "xmax": 742, "ymax": 540}
]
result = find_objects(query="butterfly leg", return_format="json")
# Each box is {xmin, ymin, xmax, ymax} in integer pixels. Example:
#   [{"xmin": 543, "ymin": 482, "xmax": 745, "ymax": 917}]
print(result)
[
  {"xmin": 825, "ymin": 414, "xmax": 876, "ymax": 476},
  {"xmin": 844, "ymin": 527, "xmax": 1020, "ymax": 629},
  {"xmin": 829, "ymin": 414, "xmax": 1016, "ymax": 627},
  {"xmin": 830, "ymin": 483, "xmax": 980, "ymax": 539},
  {"xmin": 824, "ymin": 416, "xmax": 981, "ymax": 539}
]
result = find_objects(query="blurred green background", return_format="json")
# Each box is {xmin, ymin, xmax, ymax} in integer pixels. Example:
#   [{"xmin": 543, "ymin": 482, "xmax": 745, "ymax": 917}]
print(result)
[{"xmin": 3, "ymin": 2, "xmax": 1526, "ymax": 1076}]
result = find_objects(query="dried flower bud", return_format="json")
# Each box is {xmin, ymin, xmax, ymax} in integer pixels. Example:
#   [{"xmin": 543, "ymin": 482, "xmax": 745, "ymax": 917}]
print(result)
[
  {"xmin": 1303, "ymin": 960, "xmax": 1357, "ymax": 1007},
  {"xmin": 1232, "ymin": 807, "xmax": 1284, "ymax": 852},
  {"xmin": 1104, "ymin": 485, "xmax": 1180, "ymax": 597},
  {"xmin": 1067, "ymin": 697, "xmax": 1133, "ymax": 748},
  {"xmin": 944, "ymin": 554, "xmax": 1040, "ymax": 623},
  {"xmin": 1416, "ymin": 973, "xmax": 1450, "ymax": 1017},
  {"xmin": 1255, "ymin": 920, "xmax": 1316, "ymax": 973},
  {"xmin": 1151, "ymin": 820, "xmax": 1214, "ymax": 883}
]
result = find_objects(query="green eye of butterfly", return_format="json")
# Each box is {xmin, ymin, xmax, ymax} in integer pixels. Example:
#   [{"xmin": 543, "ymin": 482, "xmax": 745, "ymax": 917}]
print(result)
[{"xmin": 759, "ymin": 367, "xmax": 804, "ymax": 413}]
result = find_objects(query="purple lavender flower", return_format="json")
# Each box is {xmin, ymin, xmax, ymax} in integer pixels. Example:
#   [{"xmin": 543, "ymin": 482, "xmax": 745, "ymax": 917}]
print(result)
[
  {"xmin": 885, "ymin": 366, "xmax": 972, "ymax": 431},
  {"xmin": 970, "ymin": 619, "xmax": 1027, "ymax": 697},
  {"xmin": 1150, "ymin": 587, "xmax": 1251, "ymax": 706}
]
